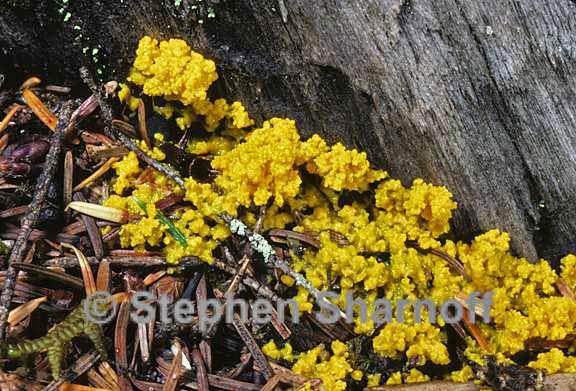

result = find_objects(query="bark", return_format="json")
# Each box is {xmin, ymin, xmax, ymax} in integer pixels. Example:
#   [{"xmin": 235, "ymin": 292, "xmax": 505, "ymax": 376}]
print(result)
[{"xmin": 1, "ymin": 0, "xmax": 576, "ymax": 262}]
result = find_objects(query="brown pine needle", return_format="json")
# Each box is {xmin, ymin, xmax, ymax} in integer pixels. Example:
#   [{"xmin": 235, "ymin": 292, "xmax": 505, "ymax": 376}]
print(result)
[
  {"xmin": 137, "ymin": 100, "xmax": 152, "ymax": 149},
  {"xmin": 261, "ymin": 375, "xmax": 281, "ymax": 391},
  {"xmin": 462, "ymin": 309, "xmax": 490, "ymax": 351},
  {"xmin": 73, "ymin": 157, "xmax": 120, "ymax": 191},
  {"xmin": 191, "ymin": 348, "xmax": 208, "ymax": 391},
  {"xmin": 87, "ymin": 365, "xmax": 120, "ymax": 391},
  {"xmin": 96, "ymin": 259, "xmax": 111, "ymax": 293},
  {"xmin": 97, "ymin": 362, "xmax": 120, "ymax": 391},
  {"xmin": 22, "ymin": 89, "xmax": 58, "ymax": 130},
  {"xmin": 8, "ymin": 296, "xmax": 47, "ymax": 326},
  {"xmin": 66, "ymin": 202, "xmax": 128, "ymax": 224},
  {"xmin": 0, "ymin": 134, "xmax": 9, "ymax": 153},
  {"xmin": 61, "ymin": 243, "xmax": 96, "ymax": 296},
  {"xmin": 143, "ymin": 270, "xmax": 166, "ymax": 286},
  {"xmin": 556, "ymin": 278, "xmax": 576, "ymax": 301},
  {"xmin": 455, "ymin": 293, "xmax": 486, "ymax": 318},
  {"xmin": 58, "ymin": 385, "xmax": 112, "ymax": 391},
  {"xmin": 163, "ymin": 342, "xmax": 183, "ymax": 391},
  {"xmin": 20, "ymin": 76, "xmax": 42, "ymax": 90},
  {"xmin": 0, "ymin": 104, "xmax": 23, "ymax": 134}
]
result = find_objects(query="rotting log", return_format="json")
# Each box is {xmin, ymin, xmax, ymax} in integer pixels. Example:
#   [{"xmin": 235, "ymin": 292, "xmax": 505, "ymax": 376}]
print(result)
[{"xmin": 1, "ymin": 0, "xmax": 576, "ymax": 263}]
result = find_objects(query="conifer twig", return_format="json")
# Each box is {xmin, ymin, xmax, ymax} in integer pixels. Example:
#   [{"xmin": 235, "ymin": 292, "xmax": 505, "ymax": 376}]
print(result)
[
  {"xmin": 0, "ymin": 103, "xmax": 73, "ymax": 341},
  {"xmin": 221, "ymin": 214, "xmax": 346, "ymax": 319},
  {"xmin": 80, "ymin": 67, "xmax": 184, "ymax": 187}
]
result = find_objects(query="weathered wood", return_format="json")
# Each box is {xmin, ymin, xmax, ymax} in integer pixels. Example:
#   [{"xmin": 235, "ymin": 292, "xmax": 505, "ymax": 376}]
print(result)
[{"xmin": 1, "ymin": 0, "xmax": 575, "ymax": 262}]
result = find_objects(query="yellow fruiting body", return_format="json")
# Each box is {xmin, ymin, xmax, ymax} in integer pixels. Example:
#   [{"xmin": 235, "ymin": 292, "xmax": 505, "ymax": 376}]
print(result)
[
  {"xmin": 262, "ymin": 341, "xmax": 295, "ymax": 361},
  {"xmin": 561, "ymin": 254, "xmax": 576, "ymax": 291},
  {"xmin": 528, "ymin": 348, "xmax": 576, "ymax": 374},
  {"xmin": 308, "ymin": 142, "xmax": 387, "ymax": 191},
  {"xmin": 450, "ymin": 365, "xmax": 475, "ymax": 383},
  {"xmin": 291, "ymin": 341, "xmax": 355, "ymax": 391},
  {"xmin": 211, "ymin": 118, "xmax": 307, "ymax": 208},
  {"xmin": 366, "ymin": 373, "xmax": 382, "ymax": 387},
  {"xmin": 105, "ymin": 36, "xmax": 576, "ymax": 387},
  {"xmin": 128, "ymin": 36, "xmax": 218, "ymax": 107}
]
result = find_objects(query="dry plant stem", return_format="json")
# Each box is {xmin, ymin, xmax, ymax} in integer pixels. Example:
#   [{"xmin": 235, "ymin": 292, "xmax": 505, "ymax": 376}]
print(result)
[
  {"xmin": 0, "ymin": 103, "xmax": 72, "ymax": 341},
  {"xmin": 205, "ymin": 256, "xmax": 250, "ymax": 338},
  {"xmin": 43, "ymin": 255, "xmax": 204, "ymax": 269}
]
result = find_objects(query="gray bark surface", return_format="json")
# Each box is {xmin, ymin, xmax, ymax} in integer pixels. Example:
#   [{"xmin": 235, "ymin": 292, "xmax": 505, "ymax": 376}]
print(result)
[{"xmin": 1, "ymin": 0, "xmax": 575, "ymax": 262}]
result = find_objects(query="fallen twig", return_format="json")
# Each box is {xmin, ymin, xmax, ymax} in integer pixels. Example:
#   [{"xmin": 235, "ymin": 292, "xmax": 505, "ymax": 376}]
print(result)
[{"xmin": 0, "ymin": 103, "xmax": 73, "ymax": 340}]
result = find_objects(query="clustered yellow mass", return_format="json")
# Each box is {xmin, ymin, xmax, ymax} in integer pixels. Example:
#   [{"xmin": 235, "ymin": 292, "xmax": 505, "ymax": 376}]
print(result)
[{"xmin": 104, "ymin": 36, "xmax": 576, "ymax": 389}]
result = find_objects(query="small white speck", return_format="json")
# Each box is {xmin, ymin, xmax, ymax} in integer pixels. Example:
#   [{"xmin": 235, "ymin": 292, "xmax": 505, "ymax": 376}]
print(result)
[
  {"xmin": 485, "ymin": 26, "xmax": 493, "ymax": 36},
  {"xmin": 63, "ymin": 12, "xmax": 72, "ymax": 22},
  {"xmin": 92, "ymin": 48, "xmax": 99, "ymax": 56}
]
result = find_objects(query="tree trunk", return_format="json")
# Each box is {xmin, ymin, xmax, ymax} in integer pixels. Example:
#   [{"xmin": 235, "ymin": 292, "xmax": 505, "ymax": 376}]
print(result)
[{"xmin": 2, "ymin": 0, "xmax": 575, "ymax": 262}]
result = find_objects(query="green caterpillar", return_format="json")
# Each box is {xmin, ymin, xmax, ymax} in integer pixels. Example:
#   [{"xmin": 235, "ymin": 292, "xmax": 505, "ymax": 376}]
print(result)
[{"xmin": 1, "ymin": 299, "xmax": 107, "ymax": 380}]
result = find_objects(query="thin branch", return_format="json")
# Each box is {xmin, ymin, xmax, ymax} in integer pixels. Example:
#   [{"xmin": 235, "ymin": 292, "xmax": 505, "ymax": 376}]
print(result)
[
  {"xmin": 221, "ymin": 213, "xmax": 346, "ymax": 319},
  {"xmin": 0, "ymin": 103, "xmax": 73, "ymax": 340},
  {"xmin": 80, "ymin": 67, "xmax": 184, "ymax": 187}
]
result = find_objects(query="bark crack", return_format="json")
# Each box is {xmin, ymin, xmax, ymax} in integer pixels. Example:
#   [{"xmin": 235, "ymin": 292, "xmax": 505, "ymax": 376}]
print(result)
[{"xmin": 454, "ymin": 0, "xmax": 543, "ymax": 258}]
